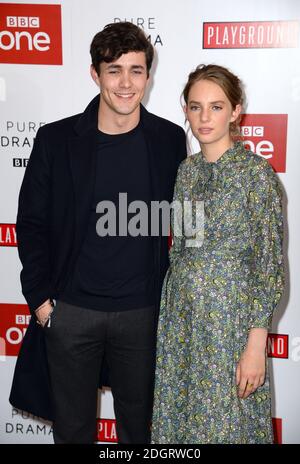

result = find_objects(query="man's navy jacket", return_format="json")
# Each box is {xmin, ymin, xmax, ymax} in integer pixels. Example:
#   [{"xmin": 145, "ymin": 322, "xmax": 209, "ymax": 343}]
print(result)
[{"xmin": 9, "ymin": 94, "xmax": 187, "ymax": 421}]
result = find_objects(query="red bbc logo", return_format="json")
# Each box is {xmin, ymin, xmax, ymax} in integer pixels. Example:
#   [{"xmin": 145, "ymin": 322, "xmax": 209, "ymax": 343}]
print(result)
[
  {"xmin": 96, "ymin": 418, "xmax": 118, "ymax": 443},
  {"xmin": 0, "ymin": 3, "xmax": 62, "ymax": 65},
  {"xmin": 272, "ymin": 418, "xmax": 282, "ymax": 444},
  {"xmin": 0, "ymin": 224, "xmax": 17, "ymax": 247},
  {"xmin": 0, "ymin": 303, "xmax": 30, "ymax": 356},
  {"xmin": 241, "ymin": 114, "xmax": 287, "ymax": 173},
  {"xmin": 267, "ymin": 334, "xmax": 289, "ymax": 359}
]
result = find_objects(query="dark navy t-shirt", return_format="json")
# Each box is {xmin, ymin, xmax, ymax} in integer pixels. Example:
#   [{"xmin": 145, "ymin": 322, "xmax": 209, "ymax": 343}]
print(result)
[{"xmin": 60, "ymin": 121, "xmax": 155, "ymax": 311}]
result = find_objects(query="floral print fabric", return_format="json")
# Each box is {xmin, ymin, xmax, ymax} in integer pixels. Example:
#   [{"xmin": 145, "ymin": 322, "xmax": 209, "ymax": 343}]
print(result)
[{"xmin": 151, "ymin": 142, "xmax": 284, "ymax": 444}]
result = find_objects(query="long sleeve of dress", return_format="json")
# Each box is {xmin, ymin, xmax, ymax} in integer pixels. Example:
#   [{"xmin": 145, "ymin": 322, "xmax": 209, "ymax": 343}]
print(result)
[{"xmin": 247, "ymin": 159, "xmax": 284, "ymax": 330}]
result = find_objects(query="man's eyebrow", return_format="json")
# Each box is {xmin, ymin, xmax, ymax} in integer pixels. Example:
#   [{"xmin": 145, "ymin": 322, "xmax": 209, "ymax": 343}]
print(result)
[
  {"xmin": 106, "ymin": 64, "xmax": 122, "ymax": 69},
  {"xmin": 106, "ymin": 64, "xmax": 146, "ymax": 70}
]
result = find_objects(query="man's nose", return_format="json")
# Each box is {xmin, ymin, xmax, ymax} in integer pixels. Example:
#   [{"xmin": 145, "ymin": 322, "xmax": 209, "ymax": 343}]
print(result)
[{"xmin": 119, "ymin": 72, "xmax": 131, "ymax": 88}]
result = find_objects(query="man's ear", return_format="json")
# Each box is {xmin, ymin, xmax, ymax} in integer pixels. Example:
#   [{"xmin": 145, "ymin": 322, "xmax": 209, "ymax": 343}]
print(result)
[
  {"xmin": 90, "ymin": 65, "xmax": 100, "ymax": 87},
  {"xmin": 230, "ymin": 103, "xmax": 242, "ymax": 123}
]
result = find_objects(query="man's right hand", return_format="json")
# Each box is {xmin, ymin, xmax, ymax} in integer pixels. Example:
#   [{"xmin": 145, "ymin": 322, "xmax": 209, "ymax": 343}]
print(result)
[{"xmin": 35, "ymin": 299, "xmax": 53, "ymax": 327}]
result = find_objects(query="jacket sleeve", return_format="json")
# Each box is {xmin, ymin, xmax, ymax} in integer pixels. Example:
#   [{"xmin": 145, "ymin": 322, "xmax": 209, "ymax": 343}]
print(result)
[
  {"xmin": 247, "ymin": 159, "xmax": 285, "ymax": 330},
  {"xmin": 16, "ymin": 127, "xmax": 52, "ymax": 315},
  {"xmin": 167, "ymin": 126, "xmax": 187, "ymax": 262},
  {"xmin": 169, "ymin": 160, "xmax": 187, "ymax": 266},
  {"xmin": 177, "ymin": 126, "xmax": 187, "ymax": 166}
]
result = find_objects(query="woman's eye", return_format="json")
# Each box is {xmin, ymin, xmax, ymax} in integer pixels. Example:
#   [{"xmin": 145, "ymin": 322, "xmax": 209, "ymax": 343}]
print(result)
[
  {"xmin": 212, "ymin": 106, "xmax": 222, "ymax": 111},
  {"xmin": 190, "ymin": 106, "xmax": 199, "ymax": 111}
]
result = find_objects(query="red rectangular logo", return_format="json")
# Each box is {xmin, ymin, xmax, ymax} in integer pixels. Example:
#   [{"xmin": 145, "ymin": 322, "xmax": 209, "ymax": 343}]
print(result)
[
  {"xmin": 272, "ymin": 417, "xmax": 282, "ymax": 444},
  {"xmin": 267, "ymin": 334, "xmax": 289, "ymax": 359},
  {"xmin": 0, "ymin": 3, "xmax": 62, "ymax": 64},
  {"xmin": 203, "ymin": 21, "xmax": 299, "ymax": 49},
  {"xmin": 0, "ymin": 224, "xmax": 17, "ymax": 247},
  {"xmin": 96, "ymin": 418, "xmax": 118, "ymax": 443},
  {"xmin": 241, "ymin": 114, "xmax": 287, "ymax": 173},
  {"xmin": 0, "ymin": 303, "xmax": 30, "ymax": 357}
]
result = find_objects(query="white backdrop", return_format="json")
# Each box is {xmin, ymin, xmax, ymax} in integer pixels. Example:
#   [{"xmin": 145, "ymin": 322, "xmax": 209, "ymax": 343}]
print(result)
[{"xmin": 0, "ymin": 0, "xmax": 299, "ymax": 444}]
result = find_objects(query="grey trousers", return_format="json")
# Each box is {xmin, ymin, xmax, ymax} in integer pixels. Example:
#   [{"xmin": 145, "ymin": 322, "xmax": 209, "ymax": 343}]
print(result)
[{"xmin": 44, "ymin": 299, "xmax": 157, "ymax": 444}]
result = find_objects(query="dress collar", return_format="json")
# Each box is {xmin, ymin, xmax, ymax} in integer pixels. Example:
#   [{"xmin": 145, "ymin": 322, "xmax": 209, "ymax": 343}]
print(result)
[{"xmin": 198, "ymin": 141, "xmax": 245, "ymax": 168}]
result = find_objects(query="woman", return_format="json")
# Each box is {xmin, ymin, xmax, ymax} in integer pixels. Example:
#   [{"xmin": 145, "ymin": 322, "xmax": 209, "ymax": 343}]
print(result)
[{"xmin": 151, "ymin": 64, "xmax": 284, "ymax": 444}]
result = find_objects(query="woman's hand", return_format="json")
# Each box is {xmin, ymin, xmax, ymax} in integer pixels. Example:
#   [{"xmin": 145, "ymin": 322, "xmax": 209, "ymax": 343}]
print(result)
[{"xmin": 236, "ymin": 328, "xmax": 268, "ymax": 399}]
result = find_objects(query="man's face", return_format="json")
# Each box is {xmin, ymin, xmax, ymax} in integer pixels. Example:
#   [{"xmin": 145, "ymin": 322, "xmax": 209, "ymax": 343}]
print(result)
[{"xmin": 91, "ymin": 51, "xmax": 149, "ymax": 117}]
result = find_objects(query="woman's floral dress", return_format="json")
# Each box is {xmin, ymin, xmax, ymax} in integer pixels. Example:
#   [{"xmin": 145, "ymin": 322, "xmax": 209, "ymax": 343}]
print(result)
[{"xmin": 151, "ymin": 142, "xmax": 284, "ymax": 444}]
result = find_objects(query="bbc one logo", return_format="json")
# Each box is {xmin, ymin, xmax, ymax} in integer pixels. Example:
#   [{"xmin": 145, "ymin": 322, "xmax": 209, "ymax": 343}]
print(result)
[
  {"xmin": 0, "ymin": 304, "xmax": 30, "ymax": 357},
  {"xmin": 0, "ymin": 3, "xmax": 62, "ymax": 65},
  {"xmin": 241, "ymin": 114, "xmax": 287, "ymax": 173}
]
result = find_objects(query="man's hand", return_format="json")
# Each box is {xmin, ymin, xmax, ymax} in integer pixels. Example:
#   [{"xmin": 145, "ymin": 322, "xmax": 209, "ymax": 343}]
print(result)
[{"xmin": 35, "ymin": 299, "xmax": 53, "ymax": 327}]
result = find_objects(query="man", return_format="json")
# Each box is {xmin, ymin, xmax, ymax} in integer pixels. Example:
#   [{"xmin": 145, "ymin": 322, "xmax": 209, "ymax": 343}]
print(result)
[{"xmin": 9, "ymin": 22, "xmax": 186, "ymax": 444}]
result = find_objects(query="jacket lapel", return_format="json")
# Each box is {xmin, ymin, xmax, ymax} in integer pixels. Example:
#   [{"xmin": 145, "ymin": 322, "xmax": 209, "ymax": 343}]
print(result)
[
  {"xmin": 68, "ymin": 132, "xmax": 97, "ymax": 249},
  {"xmin": 68, "ymin": 96, "xmax": 99, "ymax": 253},
  {"xmin": 140, "ymin": 106, "xmax": 163, "ymax": 310},
  {"xmin": 140, "ymin": 105, "xmax": 163, "ymax": 202}
]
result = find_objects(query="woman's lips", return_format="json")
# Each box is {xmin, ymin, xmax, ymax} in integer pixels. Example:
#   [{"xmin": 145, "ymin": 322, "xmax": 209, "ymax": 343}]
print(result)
[{"xmin": 198, "ymin": 128, "xmax": 213, "ymax": 134}]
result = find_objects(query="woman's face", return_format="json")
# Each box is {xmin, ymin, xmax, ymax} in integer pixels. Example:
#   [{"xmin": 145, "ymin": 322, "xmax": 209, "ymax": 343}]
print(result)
[{"xmin": 185, "ymin": 79, "xmax": 241, "ymax": 151}]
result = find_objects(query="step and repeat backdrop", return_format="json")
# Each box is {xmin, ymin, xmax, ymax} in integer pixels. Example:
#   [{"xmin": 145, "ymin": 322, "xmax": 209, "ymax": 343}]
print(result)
[{"xmin": 0, "ymin": 0, "xmax": 299, "ymax": 444}]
